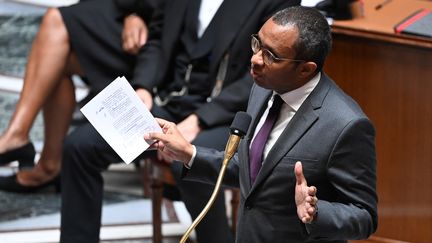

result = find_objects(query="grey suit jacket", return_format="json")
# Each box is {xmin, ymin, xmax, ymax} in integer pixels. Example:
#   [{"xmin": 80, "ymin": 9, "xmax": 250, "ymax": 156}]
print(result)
[{"xmin": 185, "ymin": 73, "xmax": 378, "ymax": 243}]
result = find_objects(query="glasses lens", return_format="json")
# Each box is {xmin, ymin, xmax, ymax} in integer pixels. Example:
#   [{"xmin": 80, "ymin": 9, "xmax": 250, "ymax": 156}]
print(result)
[
  {"xmin": 262, "ymin": 50, "xmax": 272, "ymax": 65},
  {"xmin": 251, "ymin": 35, "xmax": 274, "ymax": 65},
  {"xmin": 251, "ymin": 36, "xmax": 259, "ymax": 54}
]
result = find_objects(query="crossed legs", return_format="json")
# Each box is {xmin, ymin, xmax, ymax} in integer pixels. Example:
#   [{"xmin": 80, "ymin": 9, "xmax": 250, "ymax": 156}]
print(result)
[{"xmin": 0, "ymin": 8, "xmax": 83, "ymax": 186}]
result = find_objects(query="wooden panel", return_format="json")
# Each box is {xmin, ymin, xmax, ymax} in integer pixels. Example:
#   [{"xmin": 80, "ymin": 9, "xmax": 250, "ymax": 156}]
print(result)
[
  {"xmin": 333, "ymin": 0, "xmax": 432, "ymax": 34},
  {"xmin": 325, "ymin": 32, "xmax": 432, "ymax": 243},
  {"xmin": 350, "ymin": 235, "xmax": 411, "ymax": 243},
  {"xmin": 332, "ymin": 0, "xmax": 432, "ymax": 48}
]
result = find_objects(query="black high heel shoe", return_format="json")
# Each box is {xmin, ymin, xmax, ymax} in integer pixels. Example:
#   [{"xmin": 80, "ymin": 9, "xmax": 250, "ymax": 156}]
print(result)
[
  {"xmin": 0, "ymin": 142, "xmax": 36, "ymax": 170},
  {"xmin": 0, "ymin": 174, "xmax": 61, "ymax": 193}
]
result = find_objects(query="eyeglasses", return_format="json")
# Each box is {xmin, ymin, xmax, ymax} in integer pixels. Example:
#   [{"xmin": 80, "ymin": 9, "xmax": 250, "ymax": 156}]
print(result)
[{"xmin": 251, "ymin": 34, "xmax": 304, "ymax": 65}]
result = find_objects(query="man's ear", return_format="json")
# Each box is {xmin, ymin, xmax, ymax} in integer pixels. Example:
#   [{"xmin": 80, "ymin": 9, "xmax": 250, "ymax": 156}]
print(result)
[{"xmin": 298, "ymin": 62, "xmax": 317, "ymax": 79}]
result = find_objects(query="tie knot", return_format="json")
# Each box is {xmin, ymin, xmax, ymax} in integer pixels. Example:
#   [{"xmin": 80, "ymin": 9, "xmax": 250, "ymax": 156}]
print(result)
[{"xmin": 271, "ymin": 95, "xmax": 284, "ymax": 112}]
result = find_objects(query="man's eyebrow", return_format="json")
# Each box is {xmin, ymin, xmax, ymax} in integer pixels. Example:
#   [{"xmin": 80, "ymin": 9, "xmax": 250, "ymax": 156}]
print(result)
[{"xmin": 257, "ymin": 33, "xmax": 281, "ymax": 57}]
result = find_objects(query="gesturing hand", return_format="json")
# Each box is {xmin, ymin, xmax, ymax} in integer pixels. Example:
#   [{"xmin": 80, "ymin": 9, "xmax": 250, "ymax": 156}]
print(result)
[{"xmin": 294, "ymin": 161, "xmax": 318, "ymax": 224}]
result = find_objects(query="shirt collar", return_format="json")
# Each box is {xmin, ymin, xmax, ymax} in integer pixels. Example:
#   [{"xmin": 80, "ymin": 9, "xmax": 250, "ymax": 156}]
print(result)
[{"xmin": 275, "ymin": 72, "xmax": 321, "ymax": 112}]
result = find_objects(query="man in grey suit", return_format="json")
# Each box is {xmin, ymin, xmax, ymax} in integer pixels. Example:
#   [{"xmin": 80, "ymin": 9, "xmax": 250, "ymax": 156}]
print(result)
[
  {"xmin": 60, "ymin": 1, "xmax": 301, "ymax": 243},
  {"xmin": 146, "ymin": 6, "xmax": 378, "ymax": 243}
]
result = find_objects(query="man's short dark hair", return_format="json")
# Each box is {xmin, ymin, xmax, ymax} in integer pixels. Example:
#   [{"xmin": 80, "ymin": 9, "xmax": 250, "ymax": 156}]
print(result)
[{"xmin": 272, "ymin": 6, "xmax": 332, "ymax": 71}]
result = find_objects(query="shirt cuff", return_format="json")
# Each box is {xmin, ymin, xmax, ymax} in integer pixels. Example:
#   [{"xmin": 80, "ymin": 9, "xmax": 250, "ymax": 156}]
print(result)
[{"xmin": 184, "ymin": 145, "xmax": 197, "ymax": 169}]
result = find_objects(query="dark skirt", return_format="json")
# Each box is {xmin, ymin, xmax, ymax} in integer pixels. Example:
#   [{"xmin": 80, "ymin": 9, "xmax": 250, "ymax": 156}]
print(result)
[{"xmin": 59, "ymin": 0, "xmax": 137, "ymax": 93}]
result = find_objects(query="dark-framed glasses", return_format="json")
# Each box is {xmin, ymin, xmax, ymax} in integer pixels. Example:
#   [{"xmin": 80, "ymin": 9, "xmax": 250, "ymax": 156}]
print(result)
[{"xmin": 251, "ymin": 34, "xmax": 304, "ymax": 65}]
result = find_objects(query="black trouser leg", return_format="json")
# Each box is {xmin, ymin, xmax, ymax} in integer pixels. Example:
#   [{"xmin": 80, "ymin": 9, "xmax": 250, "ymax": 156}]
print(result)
[{"xmin": 60, "ymin": 123, "xmax": 119, "ymax": 243}]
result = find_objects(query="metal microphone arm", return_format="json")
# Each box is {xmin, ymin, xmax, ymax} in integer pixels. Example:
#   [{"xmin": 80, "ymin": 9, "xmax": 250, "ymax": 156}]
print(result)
[{"xmin": 180, "ymin": 112, "xmax": 251, "ymax": 243}]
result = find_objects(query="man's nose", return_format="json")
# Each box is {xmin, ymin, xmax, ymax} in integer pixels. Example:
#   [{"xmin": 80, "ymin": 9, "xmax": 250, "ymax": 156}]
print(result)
[{"xmin": 251, "ymin": 50, "xmax": 264, "ymax": 66}]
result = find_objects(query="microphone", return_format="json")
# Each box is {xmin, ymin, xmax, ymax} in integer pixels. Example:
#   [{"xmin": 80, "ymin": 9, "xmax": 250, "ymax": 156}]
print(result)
[
  {"xmin": 223, "ymin": 111, "xmax": 252, "ymax": 163},
  {"xmin": 180, "ymin": 112, "xmax": 252, "ymax": 243}
]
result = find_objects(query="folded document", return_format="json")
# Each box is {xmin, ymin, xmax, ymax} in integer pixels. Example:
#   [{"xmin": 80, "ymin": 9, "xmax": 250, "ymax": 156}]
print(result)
[{"xmin": 80, "ymin": 76, "xmax": 161, "ymax": 164}]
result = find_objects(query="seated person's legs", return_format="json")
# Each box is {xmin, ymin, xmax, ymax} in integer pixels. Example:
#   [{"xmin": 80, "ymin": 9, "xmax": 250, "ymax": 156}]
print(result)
[
  {"xmin": 0, "ymin": 0, "xmax": 146, "ymax": 192},
  {"xmin": 60, "ymin": 122, "xmax": 119, "ymax": 243},
  {"xmin": 0, "ymin": 8, "xmax": 81, "ymax": 190}
]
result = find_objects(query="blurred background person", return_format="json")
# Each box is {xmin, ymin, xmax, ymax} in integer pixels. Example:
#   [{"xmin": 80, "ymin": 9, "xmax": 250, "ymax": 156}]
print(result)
[{"xmin": 0, "ymin": 0, "xmax": 159, "ymax": 191}]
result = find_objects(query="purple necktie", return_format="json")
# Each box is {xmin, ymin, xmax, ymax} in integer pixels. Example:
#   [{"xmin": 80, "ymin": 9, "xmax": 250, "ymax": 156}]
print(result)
[{"xmin": 249, "ymin": 95, "xmax": 283, "ymax": 184}]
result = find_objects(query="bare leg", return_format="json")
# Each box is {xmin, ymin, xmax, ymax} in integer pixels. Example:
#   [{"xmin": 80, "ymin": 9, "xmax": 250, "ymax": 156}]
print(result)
[
  {"xmin": 0, "ymin": 8, "xmax": 71, "ymax": 151},
  {"xmin": 0, "ymin": 8, "xmax": 83, "ymax": 184},
  {"xmin": 18, "ymin": 74, "xmax": 76, "ymax": 185}
]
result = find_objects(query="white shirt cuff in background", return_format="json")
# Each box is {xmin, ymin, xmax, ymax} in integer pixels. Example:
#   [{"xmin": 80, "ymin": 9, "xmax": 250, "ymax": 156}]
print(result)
[{"xmin": 184, "ymin": 145, "xmax": 197, "ymax": 169}]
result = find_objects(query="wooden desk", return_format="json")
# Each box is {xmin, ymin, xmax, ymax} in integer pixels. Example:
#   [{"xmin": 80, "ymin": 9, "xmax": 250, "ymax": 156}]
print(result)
[{"xmin": 325, "ymin": 0, "xmax": 432, "ymax": 242}]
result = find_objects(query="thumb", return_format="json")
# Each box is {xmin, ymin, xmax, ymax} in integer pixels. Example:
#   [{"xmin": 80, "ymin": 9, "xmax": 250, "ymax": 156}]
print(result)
[{"xmin": 295, "ymin": 161, "xmax": 307, "ymax": 186}]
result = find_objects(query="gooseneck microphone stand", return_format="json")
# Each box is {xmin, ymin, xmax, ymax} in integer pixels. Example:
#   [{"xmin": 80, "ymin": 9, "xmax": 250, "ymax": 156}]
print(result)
[{"xmin": 179, "ymin": 112, "xmax": 251, "ymax": 243}]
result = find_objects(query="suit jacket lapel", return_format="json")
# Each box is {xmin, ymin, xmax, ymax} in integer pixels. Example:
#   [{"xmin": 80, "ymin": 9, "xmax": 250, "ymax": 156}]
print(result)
[
  {"xmin": 240, "ymin": 87, "xmax": 272, "ymax": 192},
  {"xmin": 248, "ymin": 75, "xmax": 331, "ymax": 194},
  {"xmin": 209, "ymin": 0, "xmax": 259, "ymax": 71},
  {"xmin": 161, "ymin": 0, "xmax": 190, "ymax": 58},
  {"xmin": 250, "ymin": 99, "xmax": 318, "ymax": 192}
]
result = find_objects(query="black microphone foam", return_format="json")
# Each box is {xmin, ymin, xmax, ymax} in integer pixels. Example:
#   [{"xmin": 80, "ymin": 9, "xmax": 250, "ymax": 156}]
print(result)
[{"xmin": 230, "ymin": 111, "xmax": 252, "ymax": 137}]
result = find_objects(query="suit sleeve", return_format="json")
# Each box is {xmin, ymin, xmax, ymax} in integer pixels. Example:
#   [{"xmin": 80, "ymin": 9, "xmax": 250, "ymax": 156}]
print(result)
[
  {"xmin": 181, "ymin": 147, "xmax": 241, "ymax": 188},
  {"xmin": 306, "ymin": 118, "xmax": 378, "ymax": 240},
  {"xmin": 129, "ymin": 0, "xmax": 165, "ymax": 90},
  {"xmin": 114, "ymin": 0, "xmax": 158, "ymax": 23}
]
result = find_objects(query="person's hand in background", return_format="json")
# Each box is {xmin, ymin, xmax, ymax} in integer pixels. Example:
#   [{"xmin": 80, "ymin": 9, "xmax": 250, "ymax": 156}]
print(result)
[{"xmin": 122, "ymin": 14, "xmax": 148, "ymax": 54}]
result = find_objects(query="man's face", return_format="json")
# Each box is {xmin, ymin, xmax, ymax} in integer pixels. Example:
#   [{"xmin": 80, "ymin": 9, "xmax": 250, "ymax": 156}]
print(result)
[{"xmin": 250, "ymin": 19, "xmax": 305, "ymax": 94}]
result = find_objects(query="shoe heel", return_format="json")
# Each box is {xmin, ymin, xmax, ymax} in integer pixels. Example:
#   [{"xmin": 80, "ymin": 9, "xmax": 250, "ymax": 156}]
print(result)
[
  {"xmin": 53, "ymin": 176, "xmax": 61, "ymax": 193},
  {"xmin": 18, "ymin": 143, "xmax": 36, "ymax": 170},
  {"xmin": 18, "ymin": 159, "xmax": 35, "ymax": 170},
  {"xmin": 0, "ymin": 142, "xmax": 36, "ymax": 169}
]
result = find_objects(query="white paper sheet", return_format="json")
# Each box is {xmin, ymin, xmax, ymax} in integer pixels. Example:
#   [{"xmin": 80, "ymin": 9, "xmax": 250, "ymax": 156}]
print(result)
[
  {"xmin": 80, "ymin": 76, "xmax": 162, "ymax": 164},
  {"xmin": 301, "ymin": 0, "xmax": 324, "ymax": 7}
]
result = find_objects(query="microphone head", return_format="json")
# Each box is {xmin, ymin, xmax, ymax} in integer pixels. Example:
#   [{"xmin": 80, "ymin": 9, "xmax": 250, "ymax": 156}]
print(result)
[{"xmin": 230, "ymin": 111, "xmax": 252, "ymax": 137}]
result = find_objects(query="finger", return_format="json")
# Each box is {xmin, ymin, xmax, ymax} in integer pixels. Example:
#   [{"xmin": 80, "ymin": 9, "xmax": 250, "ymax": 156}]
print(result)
[
  {"xmin": 294, "ymin": 161, "xmax": 306, "ymax": 186},
  {"xmin": 147, "ymin": 143, "xmax": 158, "ymax": 150},
  {"xmin": 129, "ymin": 29, "xmax": 139, "ymax": 47},
  {"xmin": 145, "ymin": 132, "xmax": 169, "ymax": 143},
  {"xmin": 123, "ymin": 37, "xmax": 134, "ymax": 52},
  {"xmin": 139, "ymin": 28, "xmax": 148, "ymax": 46},
  {"xmin": 306, "ymin": 202, "xmax": 315, "ymax": 212},
  {"xmin": 307, "ymin": 196, "xmax": 318, "ymax": 206},
  {"xmin": 308, "ymin": 186, "xmax": 317, "ymax": 196},
  {"xmin": 123, "ymin": 34, "xmax": 139, "ymax": 54},
  {"xmin": 155, "ymin": 117, "xmax": 173, "ymax": 128},
  {"xmin": 306, "ymin": 196, "xmax": 314, "ymax": 205},
  {"xmin": 157, "ymin": 150, "xmax": 164, "ymax": 161},
  {"xmin": 128, "ymin": 37, "xmax": 140, "ymax": 54},
  {"xmin": 154, "ymin": 140, "xmax": 164, "ymax": 151},
  {"xmin": 302, "ymin": 216, "xmax": 311, "ymax": 224}
]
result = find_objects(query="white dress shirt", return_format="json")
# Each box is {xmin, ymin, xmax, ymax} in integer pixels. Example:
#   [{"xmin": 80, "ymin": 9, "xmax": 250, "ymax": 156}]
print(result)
[
  {"xmin": 197, "ymin": 0, "xmax": 224, "ymax": 38},
  {"xmin": 251, "ymin": 72, "xmax": 321, "ymax": 162}
]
